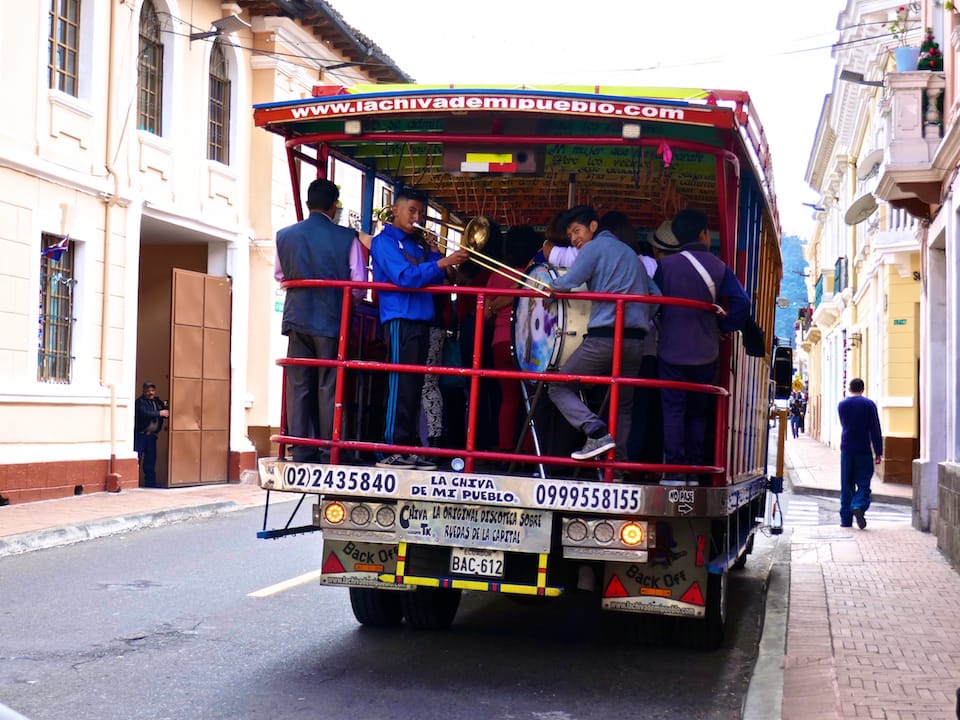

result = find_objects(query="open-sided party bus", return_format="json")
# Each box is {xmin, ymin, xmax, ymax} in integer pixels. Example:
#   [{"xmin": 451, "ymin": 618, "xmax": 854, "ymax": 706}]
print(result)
[{"xmin": 253, "ymin": 84, "xmax": 787, "ymax": 649}]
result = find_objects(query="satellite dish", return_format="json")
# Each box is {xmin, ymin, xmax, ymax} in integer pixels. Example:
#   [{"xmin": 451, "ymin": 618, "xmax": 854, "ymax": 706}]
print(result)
[
  {"xmin": 776, "ymin": 297, "xmax": 791, "ymax": 309},
  {"xmin": 856, "ymin": 149, "xmax": 884, "ymax": 180},
  {"xmin": 844, "ymin": 193, "xmax": 878, "ymax": 225}
]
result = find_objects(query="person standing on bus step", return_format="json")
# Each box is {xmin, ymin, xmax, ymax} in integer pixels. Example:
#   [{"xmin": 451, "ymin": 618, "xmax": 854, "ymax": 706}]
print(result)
[
  {"xmin": 134, "ymin": 381, "xmax": 169, "ymax": 487},
  {"xmin": 547, "ymin": 205, "xmax": 655, "ymax": 463},
  {"xmin": 655, "ymin": 208, "xmax": 750, "ymax": 486},
  {"xmin": 276, "ymin": 178, "xmax": 366, "ymax": 463},
  {"xmin": 371, "ymin": 186, "xmax": 468, "ymax": 469},
  {"xmin": 838, "ymin": 378, "xmax": 883, "ymax": 529}
]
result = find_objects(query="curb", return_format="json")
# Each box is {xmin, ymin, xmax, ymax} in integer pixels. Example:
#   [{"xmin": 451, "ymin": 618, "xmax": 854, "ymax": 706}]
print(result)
[
  {"xmin": 784, "ymin": 467, "xmax": 912, "ymax": 507},
  {"xmin": 0, "ymin": 501, "xmax": 241, "ymax": 558},
  {"xmin": 742, "ymin": 531, "xmax": 791, "ymax": 720}
]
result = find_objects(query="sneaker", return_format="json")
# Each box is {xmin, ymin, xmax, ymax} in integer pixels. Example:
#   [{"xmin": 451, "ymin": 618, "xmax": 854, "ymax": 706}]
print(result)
[
  {"xmin": 412, "ymin": 455, "xmax": 437, "ymax": 471},
  {"xmin": 853, "ymin": 508, "xmax": 867, "ymax": 529},
  {"xmin": 571, "ymin": 433, "xmax": 616, "ymax": 461},
  {"xmin": 376, "ymin": 454, "xmax": 417, "ymax": 469}
]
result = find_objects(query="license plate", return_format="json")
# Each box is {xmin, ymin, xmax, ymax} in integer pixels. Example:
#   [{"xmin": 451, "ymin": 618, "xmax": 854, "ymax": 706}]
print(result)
[{"xmin": 450, "ymin": 547, "xmax": 505, "ymax": 578}]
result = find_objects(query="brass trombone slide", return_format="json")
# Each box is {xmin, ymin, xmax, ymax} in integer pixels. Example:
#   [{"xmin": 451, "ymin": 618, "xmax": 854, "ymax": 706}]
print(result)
[{"xmin": 414, "ymin": 217, "xmax": 552, "ymax": 297}]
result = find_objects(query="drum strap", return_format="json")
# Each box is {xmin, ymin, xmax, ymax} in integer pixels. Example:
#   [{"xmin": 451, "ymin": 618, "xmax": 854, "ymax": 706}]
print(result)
[{"xmin": 679, "ymin": 251, "xmax": 716, "ymax": 303}]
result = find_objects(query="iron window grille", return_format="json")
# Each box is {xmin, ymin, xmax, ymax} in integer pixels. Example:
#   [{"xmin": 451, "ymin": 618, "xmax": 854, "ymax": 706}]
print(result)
[
  {"xmin": 207, "ymin": 40, "xmax": 230, "ymax": 163},
  {"xmin": 137, "ymin": 0, "xmax": 163, "ymax": 135},
  {"xmin": 48, "ymin": 0, "xmax": 80, "ymax": 96},
  {"xmin": 38, "ymin": 234, "xmax": 75, "ymax": 383}
]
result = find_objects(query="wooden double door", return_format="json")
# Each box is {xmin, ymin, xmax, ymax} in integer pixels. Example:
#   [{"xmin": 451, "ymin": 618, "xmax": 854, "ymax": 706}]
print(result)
[{"xmin": 167, "ymin": 269, "xmax": 231, "ymax": 486}]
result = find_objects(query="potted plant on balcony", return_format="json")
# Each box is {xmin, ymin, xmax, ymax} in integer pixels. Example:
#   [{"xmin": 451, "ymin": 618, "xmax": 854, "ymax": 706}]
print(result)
[
  {"xmin": 917, "ymin": 28, "xmax": 944, "ymax": 70},
  {"xmin": 886, "ymin": 3, "xmax": 921, "ymax": 70}
]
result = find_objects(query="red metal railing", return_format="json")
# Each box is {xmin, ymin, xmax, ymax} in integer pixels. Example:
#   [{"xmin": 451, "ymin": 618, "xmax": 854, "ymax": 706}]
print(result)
[{"xmin": 272, "ymin": 279, "xmax": 730, "ymax": 484}]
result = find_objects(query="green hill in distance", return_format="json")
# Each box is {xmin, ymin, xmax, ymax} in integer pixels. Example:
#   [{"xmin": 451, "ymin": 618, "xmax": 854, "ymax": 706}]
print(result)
[{"xmin": 774, "ymin": 234, "xmax": 809, "ymax": 346}]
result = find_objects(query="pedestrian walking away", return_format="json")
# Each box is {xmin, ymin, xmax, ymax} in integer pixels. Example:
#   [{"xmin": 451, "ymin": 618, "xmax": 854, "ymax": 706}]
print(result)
[{"xmin": 837, "ymin": 377, "xmax": 883, "ymax": 529}]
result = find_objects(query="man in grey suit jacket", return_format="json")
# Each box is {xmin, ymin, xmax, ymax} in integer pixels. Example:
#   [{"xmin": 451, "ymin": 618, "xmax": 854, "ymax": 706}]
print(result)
[{"xmin": 276, "ymin": 178, "xmax": 360, "ymax": 462}]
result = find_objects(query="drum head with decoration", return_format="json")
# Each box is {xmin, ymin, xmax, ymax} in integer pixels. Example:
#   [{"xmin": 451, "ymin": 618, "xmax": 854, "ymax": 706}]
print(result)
[{"xmin": 512, "ymin": 264, "xmax": 564, "ymax": 373}]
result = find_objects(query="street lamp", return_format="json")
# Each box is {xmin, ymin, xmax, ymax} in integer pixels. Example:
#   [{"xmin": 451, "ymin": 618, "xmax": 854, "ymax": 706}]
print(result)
[
  {"xmin": 839, "ymin": 70, "xmax": 884, "ymax": 88},
  {"xmin": 189, "ymin": 14, "xmax": 250, "ymax": 42}
]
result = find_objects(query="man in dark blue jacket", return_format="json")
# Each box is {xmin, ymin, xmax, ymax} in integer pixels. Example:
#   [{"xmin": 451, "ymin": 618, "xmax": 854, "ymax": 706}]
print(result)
[
  {"xmin": 276, "ymin": 178, "xmax": 359, "ymax": 463},
  {"xmin": 654, "ymin": 208, "xmax": 751, "ymax": 486},
  {"xmin": 134, "ymin": 382, "xmax": 168, "ymax": 486},
  {"xmin": 371, "ymin": 187, "xmax": 467, "ymax": 469},
  {"xmin": 838, "ymin": 378, "xmax": 883, "ymax": 529}
]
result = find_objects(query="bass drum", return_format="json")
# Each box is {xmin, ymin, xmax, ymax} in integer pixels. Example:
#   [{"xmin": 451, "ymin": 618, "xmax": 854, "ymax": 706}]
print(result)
[{"xmin": 512, "ymin": 263, "xmax": 591, "ymax": 373}]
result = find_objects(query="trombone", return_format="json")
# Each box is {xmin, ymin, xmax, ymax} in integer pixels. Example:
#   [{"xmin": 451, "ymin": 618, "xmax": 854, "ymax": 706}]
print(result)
[{"xmin": 413, "ymin": 217, "xmax": 552, "ymax": 297}]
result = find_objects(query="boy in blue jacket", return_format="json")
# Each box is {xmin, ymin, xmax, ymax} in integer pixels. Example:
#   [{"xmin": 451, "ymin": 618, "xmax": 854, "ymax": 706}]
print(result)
[{"xmin": 371, "ymin": 187, "xmax": 467, "ymax": 469}]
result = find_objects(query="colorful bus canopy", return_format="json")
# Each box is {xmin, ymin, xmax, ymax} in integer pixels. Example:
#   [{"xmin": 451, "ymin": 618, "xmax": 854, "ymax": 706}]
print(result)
[{"xmin": 253, "ymin": 84, "xmax": 779, "ymax": 235}]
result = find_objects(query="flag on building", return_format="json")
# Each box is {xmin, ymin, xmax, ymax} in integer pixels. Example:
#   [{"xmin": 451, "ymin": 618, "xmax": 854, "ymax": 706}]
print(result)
[{"xmin": 41, "ymin": 236, "xmax": 70, "ymax": 262}]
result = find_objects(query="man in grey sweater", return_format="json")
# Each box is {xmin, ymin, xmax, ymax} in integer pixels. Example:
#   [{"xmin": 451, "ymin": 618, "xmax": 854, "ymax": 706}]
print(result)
[{"xmin": 547, "ymin": 205, "xmax": 658, "ymax": 462}]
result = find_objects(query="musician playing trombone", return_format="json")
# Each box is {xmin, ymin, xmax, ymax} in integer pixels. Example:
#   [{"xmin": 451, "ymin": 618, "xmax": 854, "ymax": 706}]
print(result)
[
  {"xmin": 371, "ymin": 186, "xmax": 468, "ymax": 470},
  {"xmin": 546, "ymin": 205, "xmax": 657, "ymax": 464}
]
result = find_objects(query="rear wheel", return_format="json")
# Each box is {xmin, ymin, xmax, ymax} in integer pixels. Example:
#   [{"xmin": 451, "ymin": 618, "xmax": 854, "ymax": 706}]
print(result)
[
  {"xmin": 675, "ymin": 571, "xmax": 726, "ymax": 650},
  {"xmin": 401, "ymin": 588, "xmax": 461, "ymax": 630},
  {"xmin": 349, "ymin": 588, "xmax": 403, "ymax": 627},
  {"xmin": 733, "ymin": 533, "xmax": 755, "ymax": 570}
]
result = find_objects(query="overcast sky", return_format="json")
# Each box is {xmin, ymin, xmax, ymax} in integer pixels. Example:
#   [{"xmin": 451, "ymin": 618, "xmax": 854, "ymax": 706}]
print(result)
[{"xmin": 325, "ymin": 0, "xmax": 845, "ymax": 242}]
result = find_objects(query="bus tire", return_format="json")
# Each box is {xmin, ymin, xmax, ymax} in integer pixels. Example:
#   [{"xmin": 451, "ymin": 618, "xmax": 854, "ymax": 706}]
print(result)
[
  {"xmin": 676, "ymin": 571, "xmax": 726, "ymax": 650},
  {"xmin": 349, "ymin": 588, "xmax": 403, "ymax": 627},
  {"xmin": 733, "ymin": 533, "xmax": 755, "ymax": 570},
  {"xmin": 401, "ymin": 588, "xmax": 461, "ymax": 630}
]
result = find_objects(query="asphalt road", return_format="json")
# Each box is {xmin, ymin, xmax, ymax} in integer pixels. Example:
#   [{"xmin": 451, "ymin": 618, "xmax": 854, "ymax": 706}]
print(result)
[{"xmin": 0, "ymin": 503, "xmax": 779, "ymax": 720}]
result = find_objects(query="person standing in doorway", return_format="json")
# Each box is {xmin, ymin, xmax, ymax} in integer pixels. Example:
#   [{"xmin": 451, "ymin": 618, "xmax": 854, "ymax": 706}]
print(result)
[
  {"xmin": 134, "ymin": 382, "xmax": 169, "ymax": 487},
  {"xmin": 837, "ymin": 377, "xmax": 883, "ymax": 529}
]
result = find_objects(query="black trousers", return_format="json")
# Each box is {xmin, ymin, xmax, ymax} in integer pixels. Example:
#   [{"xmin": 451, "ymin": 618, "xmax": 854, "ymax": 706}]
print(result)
[
  {"xmin": 285, "ymin": 331, "xmax": 338, "ymax": 461},
  {"xmin": 383, "ymin": 319, "xmax": 428, "ymax": 447}
]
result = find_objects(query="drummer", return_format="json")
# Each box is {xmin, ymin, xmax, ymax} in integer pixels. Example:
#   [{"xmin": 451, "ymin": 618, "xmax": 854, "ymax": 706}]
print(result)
[{"xmin": 546, "ymin": 205, "xmax": 656, "ymax": 463}]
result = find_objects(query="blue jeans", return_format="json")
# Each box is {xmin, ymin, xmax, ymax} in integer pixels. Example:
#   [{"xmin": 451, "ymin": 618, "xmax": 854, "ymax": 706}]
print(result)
[{"xmin": 840, "ymin": 452, "xmax": 873, "ymax": 525}]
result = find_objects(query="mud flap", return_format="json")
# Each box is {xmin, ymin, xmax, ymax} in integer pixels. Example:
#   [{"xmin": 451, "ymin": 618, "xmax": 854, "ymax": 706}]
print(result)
[
  {"xmin": 600, "ymin": 518, "xmax": 711, "ymax": 618},
  {"xmin": 319, "ymin": 538, "xmax": 410, "ymax": 590}
]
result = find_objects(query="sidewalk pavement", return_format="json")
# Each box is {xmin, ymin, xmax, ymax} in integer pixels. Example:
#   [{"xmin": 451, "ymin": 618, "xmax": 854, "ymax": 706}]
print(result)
[
  {"xmin": 747, "ymin": 433, "xmax": 960, "ymax": 720},
  {"xmin": 2, "ymin": 444, "xmax": 959, "ymax": 719},
  {"xmin": 0, "ymin": 478, "xmax": 286, "ymax": 557}
]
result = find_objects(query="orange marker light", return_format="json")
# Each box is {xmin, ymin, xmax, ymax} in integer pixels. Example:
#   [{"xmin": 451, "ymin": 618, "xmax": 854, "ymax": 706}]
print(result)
[
  {"xmin": 620, "ymin": 522, "xmax": 644, "ymax": 546},
  {"xmin": 324, "ymin": 502, "xmax": 346, "ymax": 524}
]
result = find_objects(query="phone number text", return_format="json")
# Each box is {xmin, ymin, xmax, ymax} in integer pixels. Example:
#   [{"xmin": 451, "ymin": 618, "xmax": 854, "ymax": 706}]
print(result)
[
  {"xmin": 282, "ymin": 465, "xmax": 397, "ymax": 495},
  {"xmin": 534, "ymin": 483, "xmax": 641, "ymax": 512}
]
